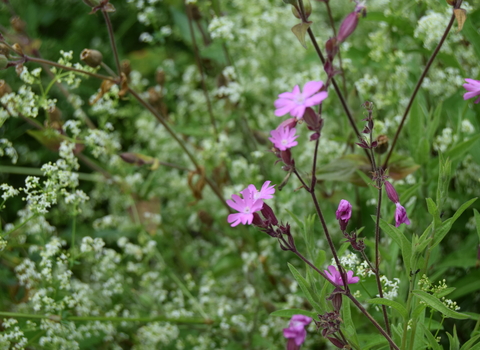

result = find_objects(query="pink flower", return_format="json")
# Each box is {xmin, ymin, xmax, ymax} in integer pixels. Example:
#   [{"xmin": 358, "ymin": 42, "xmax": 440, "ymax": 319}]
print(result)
[
  {"xmin": 463, "ymin": 78, "xmax": 480, "ymax": 104},
  {"xmin": 269, "ymin": 126, "xmax": 299, "ymax": 151},
  {"xmin": 324, "ymin": 265, "xmax": 359, "ymax": 286},
  {"xmin": 336, "ymin": 199, "xmax": 352, "ymax": 231},
  {"xmin": 274, "ymin": 81, "xmax": 328, "ymax": 119},
  {"xmin": 245, "ymin": 181, "xmax": 276, "ymax": 201},
  {"xmin": 226, "ymin": 187, "xmax": 264, "ymax": 227},
  {"xmin": 283, "ymin": 315, "xmax": 312, "ymax": 347},
  {"xmin": 395, "ymin": 202, "xmax": 411, "ymax": 228}
]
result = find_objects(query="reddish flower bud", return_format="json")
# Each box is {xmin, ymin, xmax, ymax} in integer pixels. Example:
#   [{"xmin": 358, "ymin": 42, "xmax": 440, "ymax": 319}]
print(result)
[
  {"xmin": 336, "ymin": 199, "xmax": 352, "ymax": 231},
  {"xmin": 261, "ymin": 203, "xmax": 279, "ymax": 226},
  {"xmin": 337, "ymin": 12, "xmax": 359, "ymax": 42},
  {"xmin": 384, "ymin": 181, "xmax": 399, "ymax": 204}
]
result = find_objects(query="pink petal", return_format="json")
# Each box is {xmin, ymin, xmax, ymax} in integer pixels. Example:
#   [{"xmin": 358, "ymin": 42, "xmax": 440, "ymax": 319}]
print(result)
[
  {"xmin": 226, "ymin": 195, "xmax": 244, "ymax": 212},
  {"xmin": 275, "ymin": 104, "xmax": 295, "ymax": 117},
  {"xmin": 292, "ymin": 85, "xmax": 301, "ymax": 95},
  {"xmin": 291, "ymin": 105, "xmax": 306, "ymax": 118},
  {"xmin": 302, "ymin": 81, "xmax": 324, "ymax": 97},
  {"xmin": 463, "ymin": 84, "xmax": 479, "ymax": 92},
  {"xmin": 274, "ymin": 98, "xmax": 294, "ymax": 108},
  {"xmin": 227, "ymin": 213, "xmax": 243, "ymax": 227},
  {"xmin": 464, "ymin": 78, "xmax": 480, "ymax": 85},
  {"xmin": 464, "ymin": 91, "xmax": 480, "ymax": 100},
  {"xmin": 305, "ymin": 91, "xmax": 328, "ymax": 106},
  {"xmin": 278, "ymin": 92, "xmax": 296, "ymax": 99}
]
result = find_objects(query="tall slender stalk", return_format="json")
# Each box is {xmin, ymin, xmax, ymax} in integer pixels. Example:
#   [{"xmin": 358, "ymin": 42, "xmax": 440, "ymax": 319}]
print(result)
[
  {"xmin": 184, "ymin": 1, "xmax": 219, "ymax": 141},
  {"xmin": 102, "ymin": 10, "xmax": 122, "ymax": 77},
  {"xmin": 383, "ymin": 0, "xmax": 463, "ymax": 168}
]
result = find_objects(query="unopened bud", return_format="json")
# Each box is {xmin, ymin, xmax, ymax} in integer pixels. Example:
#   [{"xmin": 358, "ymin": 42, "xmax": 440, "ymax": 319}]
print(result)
[
  {"xmin": 337, "ymin": 12, "xmax": 359, "ymax": 42},
  {"xmin": 10, "ymin": 16, "xmax": 26, "ymax": 33},
  {"xmin": 0, "ymin": 80, "xmax": 11, "ymax": 97},
  {"xmin": 0, "ymin": 55, "xmax": 7, "ymax": 70},
  {"xmin": 261, "ymin": 203, "xmax": 279, "ymax": 226},
  {"xmin": 80, "ymin": 49, "xmax": 103, "ymax": 68},
  {"xmin": 446, "ymin": 0, "xmax": 456, "ymax": 6},
  {"xmin": 12, "ymin": 43, "xmax": 23, "ymax": 56},
  {"xmin": 375, "ymin": 134, "xmax": 389, "ymax": 154},
  {"xmin": 384, "ymin": 181, "xmax": 399, "ymax": 204},
  {"xmin": 325, "ymin": 37, "xmax": 338, "ymax": 61},
  {"xmin": 291, "ymin": 0, "xmax": 311, "ymax": 19}
]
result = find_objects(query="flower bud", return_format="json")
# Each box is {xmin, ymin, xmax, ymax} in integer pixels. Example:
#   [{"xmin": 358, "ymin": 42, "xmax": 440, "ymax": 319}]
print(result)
[
  {"xmin": 12, "ymin": 43, "xmax": 23, "ymax": 56},
  {"xmin": 0, "ymin": 55, "xmax": 8, "ymax": 70},
  {"xmin": 291, "ymin": 0, "xmax": 312, "ymax": 19},
  {"xmin": 261, "ymin": 203, "xmax": 279, "ymax": 226},
  {"xmin": 384, "ymin": 181, "xmax": 399, "ymax": 204},
  {"xmin": 336, "ymin": 199, "xmax": 352, "ymax": 231},
  {"xmin": 10, "ymin": 16, "xmax": 26, "ymax": 33},
  {"xmin": 0, "ymin": 80, "xmax": 12, "ymax": 97},
  {"xmin": 337, "ymin": 12, "xmax": 359, "ymax": 42},
  {"xmin": 80, "ymin": 49, "xmax": 103, "ymax": 68}
]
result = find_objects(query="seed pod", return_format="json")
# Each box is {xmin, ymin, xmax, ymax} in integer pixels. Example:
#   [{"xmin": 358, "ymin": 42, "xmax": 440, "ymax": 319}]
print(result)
[
  {"xmin": 0, "ymin": 43, "xmax": 10, "ymax": 58},
  {"xmin": 80, "ymin": 49, "xmax": 103, "ymax": 68},
  {"xmin": 0, "ymin": 80, "xmax": 12, "ymax": 97},
  {"xmin": 0, "ymin": 55, "xmax": 7, "ymax": 70},
  {"xmin": 121, "ymin": 60, "xmax": 131, "ymax": 78}
]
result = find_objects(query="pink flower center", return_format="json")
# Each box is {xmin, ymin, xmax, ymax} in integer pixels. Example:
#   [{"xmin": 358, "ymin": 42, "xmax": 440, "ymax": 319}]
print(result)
[
  {"xmin": 281, "ymin": 139, "xmax": 288, "ymax": 146},
  {"xmin": 243, "ymin": 206, "xmax": 251, "ymax": 213},
  {"xmin": 294, "ymin": 93, "xmax": 305, "ymax": 104}
]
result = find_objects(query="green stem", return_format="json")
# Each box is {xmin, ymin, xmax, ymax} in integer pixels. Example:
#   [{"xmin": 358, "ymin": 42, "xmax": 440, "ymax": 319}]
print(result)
[
  {"xmin": 401, "ymin": 273, "xmax": 416, "ymax": 349},
  {"xmin": 2, "ymin": 214, "xmax": 37, "ymax": 238},
  {"xmin": 0, "ymin": 166, "xmax": 101, "ymax": 182}
]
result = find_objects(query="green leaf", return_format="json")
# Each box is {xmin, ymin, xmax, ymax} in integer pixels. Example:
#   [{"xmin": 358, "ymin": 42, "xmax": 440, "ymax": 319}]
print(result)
[
  {"xmin": 342, "ymin": 298, "xmax": 359, "ymax": 346},
  {"xmin": 447, "ymin": 325, "xmax": 460, "ymax": 350},
  {"xmin": 367, "ymin": 298, "xmax": 407, "ymax": 319},
  {"xmin": 287, "ymin": 263, "xmax": 323, "ymax": 314},
  {"xmin": 436, "ymin": 287, "xmax": 456, "ymax": 298},
  {"xmin": 419, "ymin": 322, "xmax": 442, "ymax": 350},
  {"xmin": 316, "ymin": 154, "xmax": 370, "ymax": 186},
  {"xmin": 431, "ymin": 198, "xmax": 477, "ymax": 249},
  {"xmin": 473, "ymin": 209, "xmax": 480, "ymax": 243},
  {"xmin": 446, "ymin": 134, "xmax": 480, "ymax": 163},
  {"xmin": 436, "ymin": 154, "xmax": 452, "ymax": 213},
  {"xmin": 291, "ymin": 22, "xmax": 311, "ymax": 49},
  {"xmin": 378, "ymin": 218, "xmax": 412, "ymax": 272},
  {"xmin": 460, "ymin": 333, "xmax": 480, "ymax": 350},
  {"xmin": 412, "ymin": 290, "xmax": 470, "ymax": 319},
  {"xmin": 270, "ymin": 309, "xmax": 316, "ymax": 318}
]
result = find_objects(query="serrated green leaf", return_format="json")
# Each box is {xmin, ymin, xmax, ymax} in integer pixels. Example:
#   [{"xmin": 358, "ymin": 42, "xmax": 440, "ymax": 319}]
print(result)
[
  {"xmin": 413, "ymin": 290, "xmax": 470, "ymax": 319},
  {"xmin": 287, "ymin": 263, "xmax": 323, "ymax": 314},
  {"xmin": 270, "ymin": 309, "xmax": 316, "ymax": 318},
  {"xmin": 367, "ymin": 298, "xmax": 407, "ymax": 319}
]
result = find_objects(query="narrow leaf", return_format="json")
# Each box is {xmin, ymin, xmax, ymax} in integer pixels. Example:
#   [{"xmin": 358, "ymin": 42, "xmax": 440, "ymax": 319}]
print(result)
[
  {"xmin": 474, "ymin": 209, "xmax": 480, "ymax": 242},
  {"xmin": 288, "ymin": 263, "xmax": 323, "ymax": 314},
  {"xmin": 413, "ymin": 290, "xmax": 470, "ymax": 319}
]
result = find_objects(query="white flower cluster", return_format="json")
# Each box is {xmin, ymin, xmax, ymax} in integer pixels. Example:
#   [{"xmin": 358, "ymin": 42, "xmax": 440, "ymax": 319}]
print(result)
[
  {"xmin": 378, "ymin": 276, "xmax": 401, "ymax": 300},
  {"xmin": 1, "ymin": 85, "xmax": 39, "ymax": 118},
  {"xmin": 433, "ymin": 127, "xmax": 458, "ymax": 152},
  {"xmin": 208, "ymin": 16, "xmax": 235, "ymax": 41}
]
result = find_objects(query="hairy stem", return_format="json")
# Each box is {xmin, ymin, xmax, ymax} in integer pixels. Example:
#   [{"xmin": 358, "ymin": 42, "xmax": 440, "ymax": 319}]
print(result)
[{"xmin": 102, "ymin": 10, "xmax": 122, "ymax": 77}]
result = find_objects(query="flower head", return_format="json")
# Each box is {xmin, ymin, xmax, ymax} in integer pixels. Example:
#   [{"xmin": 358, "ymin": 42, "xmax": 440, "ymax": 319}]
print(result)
[
  {"xmin": 226, "ymin": 187, "xmax": 264, "ymax": 227},
  {"xmin": 269, "ymin": 127, "xmax": 299, "ymax": 151},
  {"xmin": 246, "ymin": 181, "xmax": 276, "ymax": 201},
  {"xmin": 395, "ymin": 202, "xmax": 411, "ymax": 228},
  {"xmin": 336, "ymin": 199, "xmax": 352, "ymax": 231},
  {"xmin": 324, "ymin": 265, "xmax": 359, "ymax": 286},
  {"xmin": 274, "ymin": 81, "xmax": 328, "ymax": 119},
  {"xmin": 283, "ymin": 315, "xmax": 312, "ymax": 347},
  {"xmin": 463, "ymin": 78, "xmax": 480, "ymax": 104}
]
